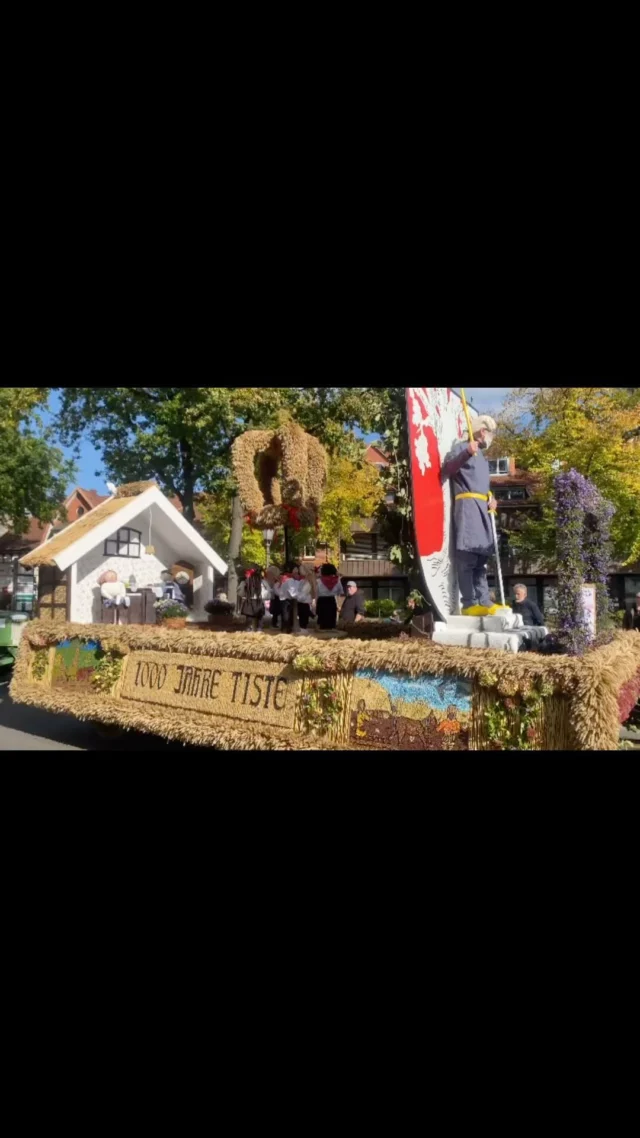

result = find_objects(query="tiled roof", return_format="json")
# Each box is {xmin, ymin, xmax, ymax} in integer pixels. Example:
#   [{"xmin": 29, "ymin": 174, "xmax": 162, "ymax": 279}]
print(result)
[
  {"xmin": 365, "ymin": 444, "xmax": 389, "ymax": 465},
  {"xmin": 0, "ymin": 517, "xmax": 51, "ymax": 554},
  {"xmin": 75, "ymin": 488, "xmax": 110, "ymax": 510}
]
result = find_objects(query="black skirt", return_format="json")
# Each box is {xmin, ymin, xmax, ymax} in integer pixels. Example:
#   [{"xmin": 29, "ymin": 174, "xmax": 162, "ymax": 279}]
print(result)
[{"xmin": 316, "ymin": 595, "xmax": 337, "ymax": 630}]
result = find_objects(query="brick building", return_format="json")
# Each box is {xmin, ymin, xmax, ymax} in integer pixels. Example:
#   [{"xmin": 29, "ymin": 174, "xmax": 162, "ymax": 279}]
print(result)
[{"xmin": 0, "ymin": 488, "xmax": 110, "ymax": 609}]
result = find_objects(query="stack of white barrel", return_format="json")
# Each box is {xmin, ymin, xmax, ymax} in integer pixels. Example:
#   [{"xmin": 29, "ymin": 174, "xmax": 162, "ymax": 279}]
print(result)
[{"xmin": 432, "ymin": 610, "xmax": 549, "ymax": 653}]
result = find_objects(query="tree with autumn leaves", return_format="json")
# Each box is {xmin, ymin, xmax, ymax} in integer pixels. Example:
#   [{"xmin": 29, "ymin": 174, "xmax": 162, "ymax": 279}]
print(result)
[
  {"xmin": 488, "ymin": 386, "xmax": 640, "ymax": 567},
  {"xmin": 53, "ymin": 387, "xmax": 381, "ymax": 600}
]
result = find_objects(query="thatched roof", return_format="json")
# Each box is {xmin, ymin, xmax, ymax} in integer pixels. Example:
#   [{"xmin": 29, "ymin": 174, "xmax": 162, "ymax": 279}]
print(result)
[{"xmin": 20, "ymin": 482, "xmax": 159, "ymax": 568}]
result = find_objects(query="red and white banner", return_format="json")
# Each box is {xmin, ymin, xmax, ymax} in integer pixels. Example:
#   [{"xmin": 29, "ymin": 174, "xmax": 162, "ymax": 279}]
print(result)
[{"xmin": 406, "ymin": 387, "xmax": 478, "ymax": 622}]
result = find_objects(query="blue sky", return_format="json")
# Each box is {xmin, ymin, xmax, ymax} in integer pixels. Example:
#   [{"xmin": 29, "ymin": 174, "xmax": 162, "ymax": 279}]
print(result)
[{"xmin": 42, "ymin": 387, "xmax": 513, "ymax": 495}]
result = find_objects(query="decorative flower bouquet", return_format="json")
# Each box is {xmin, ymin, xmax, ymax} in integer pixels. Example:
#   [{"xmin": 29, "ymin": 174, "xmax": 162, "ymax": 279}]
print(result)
[{"xmin": 154, "ymin": 598, "xmax": 190, "ymax": 628}]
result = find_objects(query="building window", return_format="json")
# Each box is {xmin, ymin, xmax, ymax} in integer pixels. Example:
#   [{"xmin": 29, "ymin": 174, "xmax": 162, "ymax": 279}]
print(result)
[
  {"xmin": 77, "ymin": 506, "xmax": 85, "ymax": 517},
  {"xmin": 377, "ymin": 585, "xmax": 406, "ymax": 603},
  {"xmin": 493, "ymin": 486, "xmax": 527, "ymax": 501},
  {"xmin": 625, "ymin": 576, "xmax": 640, "ymax": 601},
  {"xmin": 344, "ymin": 535, "xmax": 375, "ymax": 559},
  {"xmin": 104, "ymin": 527, "xmax": 142, "ymax": 558},
  {"xmin": 488, "ymin": 458, "xmax": 510, "ymax": 475}
]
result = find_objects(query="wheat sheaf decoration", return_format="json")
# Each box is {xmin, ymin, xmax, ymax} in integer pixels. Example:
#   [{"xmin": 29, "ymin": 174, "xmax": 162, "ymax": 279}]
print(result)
[{"xmin": 231, "ymin": 421, "xmax": 328, "ymax": 530}]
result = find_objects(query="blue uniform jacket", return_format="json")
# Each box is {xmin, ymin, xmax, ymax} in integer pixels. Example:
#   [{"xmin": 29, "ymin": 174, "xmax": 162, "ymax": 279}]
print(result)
[{"xmin": 441, "ymin": 442, "xmax": 493, "ymax": 554}]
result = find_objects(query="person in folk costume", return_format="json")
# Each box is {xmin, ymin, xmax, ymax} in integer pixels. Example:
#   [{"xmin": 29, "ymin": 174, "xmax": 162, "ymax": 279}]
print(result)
[
  {"xmin": 441, "ymin": 413, "xmax": 509, "ymax": 617},
  {"xmin": 264, "ymin": 565, "xmax": 282, "ymax": 628},
  {"xmin": 160, "ymin": 570, "xmax": 186, "ymax": 604},
  {"xmin": 316, "ymin": 563, "xmax": 344, "ymax": 630},
  {"xmin": 240, "ymin": 567, "xmax": 266, "ymax": 632},
  {"xmin": 297, "ymin": 563, "xmax": 317, "ymax": 635},
  {"xmin": 279, "ymin": 564, "xmax": 301, "ymax": 634},
  {"xmin": 174, "ymin": 570, "xmax": 193, "ymax": 608}
]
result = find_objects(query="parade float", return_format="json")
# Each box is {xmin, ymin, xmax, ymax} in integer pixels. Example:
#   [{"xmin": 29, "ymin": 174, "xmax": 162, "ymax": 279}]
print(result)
[{"xmin": 10, "ymin": 401, "xmax": 640, "ymax": 751}]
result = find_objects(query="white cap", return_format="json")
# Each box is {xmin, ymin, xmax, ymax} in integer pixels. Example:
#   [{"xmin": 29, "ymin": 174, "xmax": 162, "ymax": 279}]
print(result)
[
  {"xmin": 346, "ymin": 581, "xmax": 357, "ymax": 588},
  {"xmin": 470, "ymin": 414, "xmax": 497, "ymax": 434}
]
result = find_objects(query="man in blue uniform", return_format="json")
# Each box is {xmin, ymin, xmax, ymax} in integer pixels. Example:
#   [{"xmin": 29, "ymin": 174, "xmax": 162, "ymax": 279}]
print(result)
[{"xmin": 442, "ymin": 414, "xmax": 507, "ymax": 617}]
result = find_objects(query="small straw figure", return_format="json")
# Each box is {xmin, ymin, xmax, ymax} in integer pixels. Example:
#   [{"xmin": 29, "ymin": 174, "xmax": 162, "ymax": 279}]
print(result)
[
  {"xmin": 296, "ymin": 564, "xmax": 318, "ymax": 635},
  {"xmin": 239, "ymin": 567, "xmax": 266, "ymax": 632},
  {"xmin": 265, "ymin": 565, "xmax": 282, "ymax": 629},
  {"xmin": 316, "ymin": 564, "xmax": 344, "ymax": 630}
]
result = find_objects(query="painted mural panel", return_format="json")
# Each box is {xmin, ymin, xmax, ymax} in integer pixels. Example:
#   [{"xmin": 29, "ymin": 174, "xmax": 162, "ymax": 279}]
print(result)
[
  {"xmin": 350, "ymin": 669, "xmax": 472, "ymax": 750},
  {"xmin": 51, "ymin": 638, "xmax": 101, "ymax": 689}
]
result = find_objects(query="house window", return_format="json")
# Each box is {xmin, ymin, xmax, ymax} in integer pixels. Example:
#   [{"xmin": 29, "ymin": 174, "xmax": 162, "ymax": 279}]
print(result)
[
  {"xmin": 377, "ymin": 585, "xmax": 406, "ymax": 603},
  {"xmin": 344, "ymin": 535, "xmax": 375, "ymax": 559},
  {"xmin": 488, "ymin": 458, "xmax": 510, "ymax": 475},
  {"xmin": 104, "ymin": 527, "xmax": 142, "ymax": 558},
  {"xmin": 494, "ymin": 486, "xmax": 527, "ymax": 501},
  {"xmin": 77, "ymin": 507, "xmax": 85, "ymax": 517}
]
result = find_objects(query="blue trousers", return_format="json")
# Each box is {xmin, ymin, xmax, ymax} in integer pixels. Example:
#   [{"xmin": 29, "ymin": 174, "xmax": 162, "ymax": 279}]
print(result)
[{"xmin": 457, "ymin": 551, "xmax": 492, "ymax": 610}]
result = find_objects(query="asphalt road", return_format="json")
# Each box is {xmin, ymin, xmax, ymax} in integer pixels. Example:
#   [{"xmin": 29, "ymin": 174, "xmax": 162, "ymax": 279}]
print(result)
[{"xmin": 0, "ymin": 673, "xmax": 205, "ymax": 751}]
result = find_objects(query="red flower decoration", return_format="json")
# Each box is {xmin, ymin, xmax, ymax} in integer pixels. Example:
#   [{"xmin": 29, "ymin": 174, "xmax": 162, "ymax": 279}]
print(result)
[{"xmin": 285, "ymin": 506, "xmax": 301, "ymax": 532}]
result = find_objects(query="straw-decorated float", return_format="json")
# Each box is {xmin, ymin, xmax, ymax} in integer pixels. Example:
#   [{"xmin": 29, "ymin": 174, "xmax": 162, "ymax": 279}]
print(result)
[
  {"xmin": 10, "ymin": 619, "xmax": 640, "ymax": 750},
  {"xmin": 10, "ymin": 394, "xmax": 639, "ymax": 750}
]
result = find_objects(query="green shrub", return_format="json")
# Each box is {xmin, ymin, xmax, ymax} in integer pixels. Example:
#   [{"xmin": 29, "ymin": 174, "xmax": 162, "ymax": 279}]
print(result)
[{"xmin": 364, "ymin": 599, "xmax": 397, "ymax": 618}]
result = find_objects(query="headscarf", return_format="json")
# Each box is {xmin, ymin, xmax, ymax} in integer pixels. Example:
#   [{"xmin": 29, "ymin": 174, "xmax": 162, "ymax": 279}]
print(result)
[{"xmin": 299, "ymin": 563, "xmax": 318, "ymax": 599}]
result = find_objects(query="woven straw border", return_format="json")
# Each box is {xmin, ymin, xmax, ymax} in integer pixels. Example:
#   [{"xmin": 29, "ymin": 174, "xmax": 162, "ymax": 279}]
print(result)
[{"xmin": 11, "ymin": 622, "xmax": 640, "ymax": 751}]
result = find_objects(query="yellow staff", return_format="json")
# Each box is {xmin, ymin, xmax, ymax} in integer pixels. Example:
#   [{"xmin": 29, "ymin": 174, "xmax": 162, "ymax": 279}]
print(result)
[
  {"xmin": 459, "ymin": 388, "xmax": 505, "ymax": 607},
  {"xmin": 459, "ymin": 387, "xmax": 475, "ymax": 451}
]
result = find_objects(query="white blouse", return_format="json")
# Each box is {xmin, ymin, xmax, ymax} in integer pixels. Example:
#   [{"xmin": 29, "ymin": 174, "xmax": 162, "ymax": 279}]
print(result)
[
  {"xmin": 317, "ymin": 578, "xmax": 344, "ymax": 598},
  {"xmin": 297, "ymin": 580, "xmax": 315, "ymax": 604}
]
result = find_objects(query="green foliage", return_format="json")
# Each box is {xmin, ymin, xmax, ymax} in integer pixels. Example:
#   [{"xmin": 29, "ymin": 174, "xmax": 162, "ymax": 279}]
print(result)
[
  {"xmin": 317, "ymin": 455, "xmax": 384, "ymax": 562},
  {"xmin": 91, "ymin": 650, "xmax": 123, "ymax": 693},
  {"xmin": 362, "ymin": 388, "xmax": 420, "ymax": 581},
  {"xmin": 489, "ymin": 387, "xmax": 640, "ymax": 566},
  {"xmin": 292, "ymin": 653, "xmax": 328, "ymax": 672},
  {"xmin": 299, "ymin": 677, "xmax": 343, "ymax": 735},
  {"xmin": 484, "ymin": 691, "xmax": 544, "ymax": 751},
  {"xmin": 199, "ymin": 487, "xmax": 284, "ymax": 569},
  {"xmin": 53, "ymin": 386, "xmax": 379, "ymax": 514},
  {"xmin": 364, "ymin": 599, "xmax": 397, "ymax": 618},
  {"xmin": 0, "ymin": 389, "xmax": 77, "ymax": 534},
  {"xmin": 31, "ymin": 648, "xmax": 49, "ymax": 680}
]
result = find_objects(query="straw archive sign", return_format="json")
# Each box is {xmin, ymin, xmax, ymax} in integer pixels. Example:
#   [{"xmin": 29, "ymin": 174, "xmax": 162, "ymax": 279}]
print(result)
[{"xmin": 119, "ymin": 650, "xmax": 301, "ymax": 728}]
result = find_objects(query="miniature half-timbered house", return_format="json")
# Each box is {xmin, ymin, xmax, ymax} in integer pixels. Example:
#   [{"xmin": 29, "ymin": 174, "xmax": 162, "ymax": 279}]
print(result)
[{"xmin": 19, "ymin": 482, "xmax": 227, "ymax": 625}]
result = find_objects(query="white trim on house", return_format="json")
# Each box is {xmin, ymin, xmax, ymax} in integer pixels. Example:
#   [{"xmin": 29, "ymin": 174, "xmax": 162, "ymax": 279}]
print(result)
[{"xmin": 51, "ymin": 487, "xmax": 227, "ymax": 576}]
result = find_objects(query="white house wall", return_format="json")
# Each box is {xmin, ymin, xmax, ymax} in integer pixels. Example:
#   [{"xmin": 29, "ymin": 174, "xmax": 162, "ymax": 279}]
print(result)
[{"xmin": 73, "ymin": 512, "xmax": 197, "ymax": 623}]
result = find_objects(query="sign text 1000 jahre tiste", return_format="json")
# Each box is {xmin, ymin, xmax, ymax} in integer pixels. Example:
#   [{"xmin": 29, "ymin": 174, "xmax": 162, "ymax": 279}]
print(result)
[{"xmin": 120, "ymin": 651, "xmax": 298, "ymax": 728}]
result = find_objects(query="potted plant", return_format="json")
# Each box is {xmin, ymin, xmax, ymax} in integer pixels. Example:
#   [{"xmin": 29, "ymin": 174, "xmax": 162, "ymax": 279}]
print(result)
[
  {"xmin": 154, "ymin": 598, "xmax": 190, "ymax": 629},
  {"xmin": 204, "ymin": 597, "xmax": 237, "ymax": 629}
]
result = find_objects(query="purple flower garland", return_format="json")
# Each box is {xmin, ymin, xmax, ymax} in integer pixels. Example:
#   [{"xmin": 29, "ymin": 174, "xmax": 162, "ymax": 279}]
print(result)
[{"xmin": 554, "ymin": 470, "xmax": 614, "ymax": 656}]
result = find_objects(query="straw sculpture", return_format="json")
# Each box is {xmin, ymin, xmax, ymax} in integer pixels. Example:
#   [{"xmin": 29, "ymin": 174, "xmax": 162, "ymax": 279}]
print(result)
[
  {"xmin": 230, "ymin": 422, "xmax": 328, "ymax": 528},
  {"xmin": 11, "ymin": 621, "xmax": 640, "ymax": 751},
  {"xmin": 114, "ymin": 481, "xmax": 158, "ymax": 497}
]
